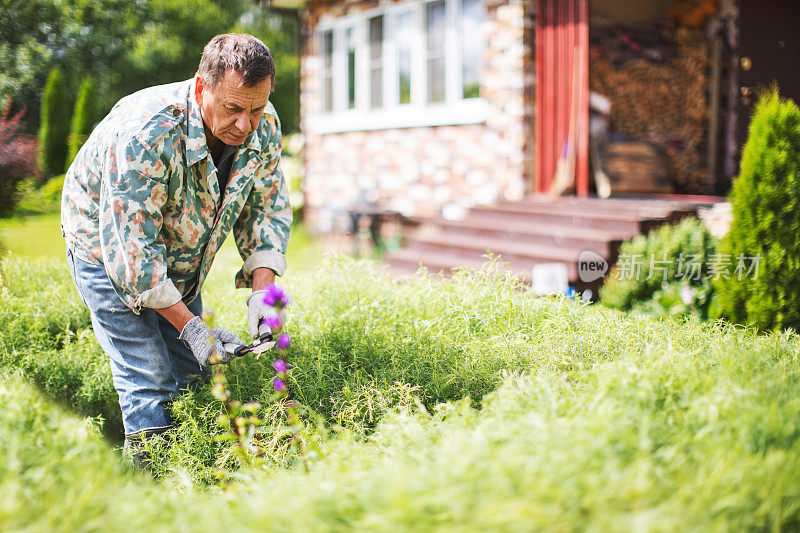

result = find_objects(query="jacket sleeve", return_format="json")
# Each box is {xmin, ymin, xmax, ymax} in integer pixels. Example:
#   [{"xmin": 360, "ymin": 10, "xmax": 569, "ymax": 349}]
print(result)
[
  {"xmin": 233, "ymin": 130, "xmax": 293, "ymax": 288},
  {"xmin": 98, "ymin": 134, "xmax": 182, "ymax": 313}
]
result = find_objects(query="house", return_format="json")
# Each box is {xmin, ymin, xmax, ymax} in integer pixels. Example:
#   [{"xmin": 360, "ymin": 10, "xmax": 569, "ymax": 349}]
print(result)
[
  {"xmin": 270, "ymin": 0, "xmax": 799, "ymax": 290},
  {"xmin": 296, "ymin": 0, "xmax": 532, "ymax": 226}
]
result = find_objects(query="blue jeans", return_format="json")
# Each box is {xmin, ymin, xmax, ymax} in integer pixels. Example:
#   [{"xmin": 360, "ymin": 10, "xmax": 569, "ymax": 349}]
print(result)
[{"xmin": 66, "ymin": 248, "xmax": 210, "ymax": 437}]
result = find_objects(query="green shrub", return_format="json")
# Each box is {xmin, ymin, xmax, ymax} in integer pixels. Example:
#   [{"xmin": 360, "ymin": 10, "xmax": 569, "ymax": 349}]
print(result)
[
  {"xmin": 0, "ymin": 96, "xmax": 38, "ymax": 217},
  {"xmin": 712, "ymin": 91, "xmax": 800, "ymax": 331},
  {"xmin": 0, "ymin": 257, "xmax": 119, "ymax": 434},
  {"xmin": 600, "ymin": 217, "xmax": 717, "ymax": 320},
  {"xmin": 40, "ymin": 173, "xmax": 65, "ymax": 203},
  {"xmin": 37, "ymin": 67, "xmax": 70, "ymax": 179},
  {"xmin": 66, "ymin": 76, "xmax": 95, "ymax": 170},
  {"xmin": 0, "ymin": 373, "xmax": 230, "ymax": 531},
  {"xmin": 4, "ymin": 254, "xmax": 800, "ymax": 530},
  {"xmin": 13, "ymin": 174, "xmax": 64, "ymax": 216}
]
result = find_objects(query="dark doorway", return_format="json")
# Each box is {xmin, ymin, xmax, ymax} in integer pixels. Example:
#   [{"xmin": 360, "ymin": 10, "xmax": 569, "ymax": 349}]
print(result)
[{"xmin": 736, "ymin": 0, "xmax": 800, "ymax": 147}]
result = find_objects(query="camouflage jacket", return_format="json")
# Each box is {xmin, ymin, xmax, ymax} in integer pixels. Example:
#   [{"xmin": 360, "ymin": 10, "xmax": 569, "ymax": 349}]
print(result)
[{"xmin": 61, "ymin": 78, "xmax": 292, "ymax": 314}]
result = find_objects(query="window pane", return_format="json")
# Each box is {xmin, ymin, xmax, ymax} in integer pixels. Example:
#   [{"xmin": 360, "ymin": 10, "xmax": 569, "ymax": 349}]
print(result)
[
  {"xmin": 371, "ymin": 68, "xmax": 383, "ymax": 108},
  {"xmin": 325, "ymin": 77, "xmax": 333, "ymax": 113},
  {"xmin": 370, "ymin": 16, "xmax": 383, "ymax": 61},
  {"xmin": 370, "ymin": 15, "xmax": 383, "ymax": 109},
  {"xmin": 397, "ymin": 11, "xmax": 413, "ymax": 105},
  {"xmin": 323, "ymin": 30, "xmax": 333, "ymax": 112},
  {"xmin": 427, "ymin": 57, "xmax": 445, "ymax": 103},
  {"xmin": 426, "ymin": 0, "xmax": 445, "ymax": 103},
  {"xmin": 346, "ymin": 27, "xmax": 356, "ymax": 109},
  {"xmin": 461, "ymin": 0, "xmax": 482, "ymax": 99},
  {"xmin": 426, "ymin": 1, "xmax": 445, "ymax": 53}
]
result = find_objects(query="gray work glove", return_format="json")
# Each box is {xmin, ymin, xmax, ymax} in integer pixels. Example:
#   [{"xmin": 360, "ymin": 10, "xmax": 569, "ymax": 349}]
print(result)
[
  {"xmin": 179, "ymin": 316, "xmax": 246, "ymax": 366},
  {"xmin": 247, "ymin": 290, "xmax": 287, "ymax": 340}
]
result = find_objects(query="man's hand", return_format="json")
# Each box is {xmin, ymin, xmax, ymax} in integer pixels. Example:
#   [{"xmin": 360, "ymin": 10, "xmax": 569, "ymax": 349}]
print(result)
[
  {"xmin": 247, "ymin": 290, "xmax": 286, "ymax": 339},
  {"xmin": 248, "ymin": 267, "xmax": 285, "ymax": 339},
  {"xmin": 179, "ymin": 316, "xmax": 246, "ymax": 366}
]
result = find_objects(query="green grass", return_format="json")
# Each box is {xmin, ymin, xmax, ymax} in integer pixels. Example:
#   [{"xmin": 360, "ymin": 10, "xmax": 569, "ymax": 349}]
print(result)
[
  {"xmin": 2, "ymin": 249, "xmax": 800, "ymax": 530},
  {"xmin": 0, "ymin": 213, "xmax": 65, "ymax": 260},
  {"xmin": 1, "ymin": 205, "xmax": 798, "ymax": 530}
]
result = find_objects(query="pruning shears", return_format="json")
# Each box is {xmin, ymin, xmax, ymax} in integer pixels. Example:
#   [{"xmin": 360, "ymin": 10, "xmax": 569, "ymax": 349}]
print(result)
[{"xmin": 223, "ymin": 321, "xmax": 275, "ymax": 357}]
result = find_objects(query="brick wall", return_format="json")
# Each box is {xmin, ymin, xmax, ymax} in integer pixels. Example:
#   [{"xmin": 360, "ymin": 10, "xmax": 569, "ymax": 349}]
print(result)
[{"xmin": 300, "ymin": 0, "xmax": 534, "ymax": 234}]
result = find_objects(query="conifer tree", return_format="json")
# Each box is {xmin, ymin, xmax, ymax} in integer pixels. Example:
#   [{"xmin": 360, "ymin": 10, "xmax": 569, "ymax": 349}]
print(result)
[
  {"xmin": 37, "ymin": 67, "xmax": 70, "ymax": 178},
  {"xmin": 66, "ymin": 77, "xmax": 95, "ymax": 170},
  {"xmin": 713, "ymin": 90, "xmax": 800, "ymax": 330}
]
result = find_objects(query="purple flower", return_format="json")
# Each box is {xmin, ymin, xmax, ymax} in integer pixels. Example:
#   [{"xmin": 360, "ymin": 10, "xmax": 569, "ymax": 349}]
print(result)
[
  {"xmin": 273, "ymin": 358, "xmax": 288, "ymax": 373},
  {"xmin": 273, "ymin": 377, "xmax": 287, "ymax": 393},
  {"xmin": 263, "ymin": 314, "xmax": 281, "ymax": 331},
  {"xmin": 262, "ymin": 283, "xmax": 291, "ymax": 309},
  {"xmin": 277, "ymin": 333, "xmax": 291, "ymax": 350}
]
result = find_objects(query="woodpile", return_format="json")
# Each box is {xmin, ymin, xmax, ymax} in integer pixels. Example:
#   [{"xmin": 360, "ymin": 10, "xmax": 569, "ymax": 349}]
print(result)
[
  {"xmin": 603, "ymin": 142, "xmax": 672, "ymax": 194},
  {"xmin": 590, "ymin": 28, "xmax": 710, "ymax": 194}
]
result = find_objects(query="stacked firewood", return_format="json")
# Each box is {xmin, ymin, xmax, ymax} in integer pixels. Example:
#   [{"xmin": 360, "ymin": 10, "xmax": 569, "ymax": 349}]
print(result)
[{"xmin": 590, "ymin": 28, "xmax": 710, "ymax": 194}]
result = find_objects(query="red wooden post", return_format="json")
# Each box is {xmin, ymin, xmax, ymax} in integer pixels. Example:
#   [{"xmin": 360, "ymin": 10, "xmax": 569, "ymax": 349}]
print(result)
[
  {"xmin": 576, "ymin": 0, "xmax": 589, "ymax": 196},
  {"xmin": 534, "ymin": 0, "xmax": 544, "ymax": 193},
  {"xmin": 535, "ymin": 0, "xmax": 589, "ymax": 196}
]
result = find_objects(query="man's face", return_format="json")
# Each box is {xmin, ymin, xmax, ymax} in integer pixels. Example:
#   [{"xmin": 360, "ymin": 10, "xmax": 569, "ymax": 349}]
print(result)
[{"xmin": 195, "ymin": 69, "xmax": 272, "ymax": 147}]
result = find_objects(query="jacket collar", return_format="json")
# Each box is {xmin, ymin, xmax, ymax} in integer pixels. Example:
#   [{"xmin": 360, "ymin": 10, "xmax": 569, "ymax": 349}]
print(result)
[
  {"xmin": 185, "ymin": 78, "xmax": 272, "ymax": 166},
  {"xmin": 186, "ymin": 78, "xmax": 209, "ymax": 167}
]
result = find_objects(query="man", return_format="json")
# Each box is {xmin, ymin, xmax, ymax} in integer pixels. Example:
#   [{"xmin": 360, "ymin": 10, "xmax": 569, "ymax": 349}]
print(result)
[{"xmin": 61, "ymin": 33, "xmax": 292, "ymax": 466}]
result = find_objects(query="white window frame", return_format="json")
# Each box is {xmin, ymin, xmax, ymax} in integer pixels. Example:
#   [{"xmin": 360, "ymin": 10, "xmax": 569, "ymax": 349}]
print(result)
[{"xmin": 309, "ymin": 0, "xmax": 486, "ymax": 134}]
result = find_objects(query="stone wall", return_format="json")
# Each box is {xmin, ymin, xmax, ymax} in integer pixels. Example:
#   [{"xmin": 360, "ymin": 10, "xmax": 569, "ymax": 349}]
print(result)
[{"xmin": 300, "ymin": 0, "xmax": 534, "ymax": 234}]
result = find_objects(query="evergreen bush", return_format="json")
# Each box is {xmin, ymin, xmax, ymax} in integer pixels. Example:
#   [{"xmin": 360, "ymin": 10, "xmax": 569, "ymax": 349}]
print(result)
[
  {"xmin": 600, "ymin": 217, "xmax": 717, "ymax": 320},
  {"xmin": 713, "ymin": 90, "xmax": 800, "ymax": 331},
  {"xmin": 66, "ymin": 77, "xmax": 95, "ymax": 170},
  {"xmin": 14, "ymin": 174, "xmax": 65, "ymax": 216},
  {"xmin": 37, "ymin": 67, "xmax": 70, "ymax": 179}
]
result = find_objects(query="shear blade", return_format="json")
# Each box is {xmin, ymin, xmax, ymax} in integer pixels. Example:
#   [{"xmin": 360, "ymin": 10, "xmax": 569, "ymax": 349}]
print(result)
[{"xmin": 250, "ymin": 341, "xmax": 276, "ymax": 355}]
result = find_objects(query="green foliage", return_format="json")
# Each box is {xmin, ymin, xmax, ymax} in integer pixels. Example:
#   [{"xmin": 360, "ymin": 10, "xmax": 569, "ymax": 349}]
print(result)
[
  {"xmin": 13, "ymin": 175, "xmax": 64, "ymax": 217},
  {"xmin": 0, "ymin": 96, "xmax": 38, "ymax": 217},
  {"xmin": 2, "ymin": 0, "xmax": 300, "ymax": 134},
  {"xmin": 0, "ymin": 257, "xmax": 121, "ymax": 435},
  {"xmin": 0, "ymin": 0, "xmax": 60, "ymax": 129},
  {"xmin": 233, "ymin": 5, "xmax": 300, "ymax": 133},
  {"xmin": 600, "ymin": 217, "xmax": 717, "ymax": 320},
  {"xmin": 0, "ymin": 0, "xmax": 137, "ymax": 133},
  {"xmin": 123, "ymin": 0, "xmax": 245, "ymax": 94},
  {"xmin": 3, "ymin": 254, "xmax": 800, "ymax": 529},
  {"xmin": 37, "ymin": 67, "xmax": 70, "ymax": 178},
  {"xmin": 713, "ymin": 91, "xmax": 800, "ymax": 331},
  {"xmin": 124, "ymin": 1, "xmax": 300, "ymax": 133},
  {"xmin": 66, "ymin": 77, "xmax": 95, "ymax": 169}
]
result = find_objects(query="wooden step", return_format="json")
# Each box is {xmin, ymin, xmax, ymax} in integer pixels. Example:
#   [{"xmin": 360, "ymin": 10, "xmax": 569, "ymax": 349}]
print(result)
[
  {"xmin": 385, "ymin": 246, "xmax": 535, "ymax": 281},
  {"xmin": 384, "ymin": 196, "xmax": 709, "ymax": 290},
  {"xmin": 503, "ymin": 194, "xmax": 723, "ymax": 211},
  {"xmin": 408, "ymin": 216, "xmax": 629, "ymax": 256},
  {"xmin": 471, "ymin": 201, "xmax": 689, "ymax": 220},
  {"xmin": 467, "ymin": 204, "xmax": 672, "ymax": 232},
  {"xmin": 411, "ymin": 231, "xmax": 586, "ymax": 265},
  {"xmin": 385, "ymin": 246, "xmax": 578, "ymax": 281},
  {"xmin": 487, "ymin": 198, "xmax": 683, "ymax": 217}
]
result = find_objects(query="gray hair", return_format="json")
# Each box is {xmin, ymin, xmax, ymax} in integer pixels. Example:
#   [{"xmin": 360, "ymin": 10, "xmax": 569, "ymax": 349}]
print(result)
[{"xmin": 197, "ymin": 33, "xmax": 275, "ymax": 90}]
